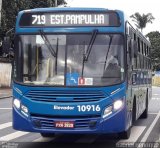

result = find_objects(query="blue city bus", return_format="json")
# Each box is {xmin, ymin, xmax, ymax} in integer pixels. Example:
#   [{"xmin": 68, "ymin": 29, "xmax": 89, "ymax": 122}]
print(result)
[{"xmin": 12, "ymin": 7, "xmax": 152, "ymax": 139}]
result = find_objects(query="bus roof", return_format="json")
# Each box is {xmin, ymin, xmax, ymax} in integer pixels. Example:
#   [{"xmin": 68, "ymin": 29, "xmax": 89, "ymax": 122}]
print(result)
[
  {"xmin": 20, "ymin": 7, "xmax": 119, "ymax": 13},
  {"xmin": 18, "ymin": 7, "xmax": 124, "ymax": 17}
]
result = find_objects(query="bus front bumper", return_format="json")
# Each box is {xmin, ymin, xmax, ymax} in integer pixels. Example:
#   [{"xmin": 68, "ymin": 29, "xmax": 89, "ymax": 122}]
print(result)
[{"xmin": 12, "ymin": 106, "xmax": 127, "ymax": 134}]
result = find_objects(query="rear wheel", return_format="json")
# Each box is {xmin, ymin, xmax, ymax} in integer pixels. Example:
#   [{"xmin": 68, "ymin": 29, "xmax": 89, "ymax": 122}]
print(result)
[
  {"xmin": 132, "ymin": 98, "xmax": 136, "ymax": 124},
  {"xmin": 40, "ymin": 133, "xmax": 55, "ymax": 137},
  {"xmin": 140, "ymin": 93, "xmax": 148, "ymax": 119}
]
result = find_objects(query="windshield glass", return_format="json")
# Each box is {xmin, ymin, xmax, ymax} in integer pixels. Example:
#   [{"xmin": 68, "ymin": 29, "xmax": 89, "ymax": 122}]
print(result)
[{"xmin": 15, "ymin": 34, "xmax": 125, "ymax": 86}]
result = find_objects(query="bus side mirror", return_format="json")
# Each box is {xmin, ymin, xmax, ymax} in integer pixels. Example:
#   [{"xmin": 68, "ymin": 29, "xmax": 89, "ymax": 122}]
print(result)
[{"xmin": 131, "ymin": 39, "xmax": 138, "ymax": 58}]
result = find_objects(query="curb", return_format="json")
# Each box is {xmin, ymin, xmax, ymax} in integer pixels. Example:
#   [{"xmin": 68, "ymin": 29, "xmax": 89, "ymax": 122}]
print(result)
[{"xmin": 0, "ymin": 95, "xmax": 12, "ymax": 99}]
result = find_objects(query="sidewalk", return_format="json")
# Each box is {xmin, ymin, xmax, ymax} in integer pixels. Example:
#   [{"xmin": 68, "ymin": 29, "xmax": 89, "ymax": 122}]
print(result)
[{"xmin": 0, "ymin": 88, "xmax": 12, "ymax": 99}]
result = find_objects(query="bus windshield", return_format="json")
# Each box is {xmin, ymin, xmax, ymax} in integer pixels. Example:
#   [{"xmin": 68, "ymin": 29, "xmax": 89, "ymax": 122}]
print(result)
[{"xmin": 16, "ymin": 34, "xmax": 125, "ymax": 86}]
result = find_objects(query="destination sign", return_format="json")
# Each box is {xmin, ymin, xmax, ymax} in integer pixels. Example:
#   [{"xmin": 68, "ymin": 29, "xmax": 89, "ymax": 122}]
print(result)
[{"xmin": 19, "ymin": 12, "xmax": 120, "ymax": 27}]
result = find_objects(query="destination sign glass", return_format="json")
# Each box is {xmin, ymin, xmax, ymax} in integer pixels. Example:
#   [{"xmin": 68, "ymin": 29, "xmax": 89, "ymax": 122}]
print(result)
[{"xmin": 19, "ymin": 12, "xmax": 120, "ymax": 27}]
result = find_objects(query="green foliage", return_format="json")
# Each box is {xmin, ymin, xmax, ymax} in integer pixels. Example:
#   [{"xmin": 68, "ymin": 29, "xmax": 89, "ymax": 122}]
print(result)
[
  {"xmin": 146, "ymin": 31, "xmax": 160, "ymax": 71},
  {"xmin": 0, "ymin": 0, "xmax": 31, "ymax": 40},
  {"xmin": 0, "ymin": 0, "xmax": 66, "ymax": 40},
  {"xmin": 30, "ymin": 0, "xmax": 67, "ymax": 8},
  {"xmin": 130, "ymin": 12, "xmax": 155, "ymax": 32}
]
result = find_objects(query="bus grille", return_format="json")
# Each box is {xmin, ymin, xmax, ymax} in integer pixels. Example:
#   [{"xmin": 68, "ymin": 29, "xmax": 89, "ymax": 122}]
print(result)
[
  {"xmin": 25, "ymin": 90, "xmax": 106, "ymax": 102},
  {"xmin": 31, "ymin": 114, "xmax": 100, "ymax": 129}
]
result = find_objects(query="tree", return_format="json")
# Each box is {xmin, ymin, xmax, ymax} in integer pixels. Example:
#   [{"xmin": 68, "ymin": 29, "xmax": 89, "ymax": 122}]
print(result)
[
  {"xmin": 0, "ymin": 0, "xmax": 66, "ymax": 41},
  {"xmin": 30, "ymin": 0, "xmax": 67, "ymax": 8},
  {"xmin": 0, "ymin": 0, "xmax": 31, "ymax": 40},
  {"xmin": 146, "ymin": 31, "xmax": 160, "ymax": 71},
  {"xmin": 130, "ymin": 12, "xmax": 155, "ymax": 32}
]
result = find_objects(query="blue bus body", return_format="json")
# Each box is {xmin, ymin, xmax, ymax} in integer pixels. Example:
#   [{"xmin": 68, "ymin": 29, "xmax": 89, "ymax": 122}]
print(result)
[
  {"xmin": 12, "ymin": 7, "xmax": 152, "ymax": 137},
  {"xmin": 13, "ymin": 83, "xmax": 127, "ymax": 133}
]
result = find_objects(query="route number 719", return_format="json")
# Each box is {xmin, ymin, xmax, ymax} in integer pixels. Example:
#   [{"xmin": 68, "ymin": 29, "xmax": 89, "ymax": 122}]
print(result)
[{"xmin": 32, "ymin": 15, "xmax": 46, "ymax": 25}]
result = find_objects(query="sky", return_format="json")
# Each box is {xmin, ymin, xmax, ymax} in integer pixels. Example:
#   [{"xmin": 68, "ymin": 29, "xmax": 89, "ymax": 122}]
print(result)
[{"xmin": 66, "ymin": 0, "xmax": 160, "ymax": 35}]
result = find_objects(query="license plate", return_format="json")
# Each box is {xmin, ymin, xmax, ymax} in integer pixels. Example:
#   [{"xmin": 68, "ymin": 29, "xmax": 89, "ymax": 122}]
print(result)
[{"xmin": 55, "ymin": 121, "xmax": 74, "ymax": 128}]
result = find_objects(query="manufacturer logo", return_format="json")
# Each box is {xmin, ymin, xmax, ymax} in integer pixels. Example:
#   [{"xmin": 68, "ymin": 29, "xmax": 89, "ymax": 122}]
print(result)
[{"xmin": 53, "ymin": 105, "xmax": 74, "ymax": 110}]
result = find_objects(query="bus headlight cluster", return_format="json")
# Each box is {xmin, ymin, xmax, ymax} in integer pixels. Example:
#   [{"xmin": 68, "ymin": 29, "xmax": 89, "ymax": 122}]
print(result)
[
  {"xmin": 13, "ymin": 98, "xmax": 29, "ymax": 117},
  {"xmin": 113, "ymin": 100, "xmax": 123, "ymax": 110},
  {"xmin": 21, "ymin": 105, "xmax": 29, "ymax": 117},
  {"xmin": 21, "ymin": 105, "xmax": 28, "ymax": 114},
  {"xmin": 103, "ymin": 99, "xmax": 123, "ymax": 118},
  {"xmin": 103, "ymin": 106, "xmax": 113, "ymax": 118},
  {"xmin": 13, "ymin": 98, "xmax": 21, "ymax": 109}
]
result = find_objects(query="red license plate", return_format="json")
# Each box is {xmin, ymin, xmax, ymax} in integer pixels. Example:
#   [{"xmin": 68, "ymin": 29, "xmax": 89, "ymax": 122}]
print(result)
[{"xmin": 55, "ymin": 121, "xmax": 74, "ymax": 128}]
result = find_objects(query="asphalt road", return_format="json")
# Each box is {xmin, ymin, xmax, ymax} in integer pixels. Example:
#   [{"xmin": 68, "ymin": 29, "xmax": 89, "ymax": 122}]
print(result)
[{"xmin": 0, "ymin": 86, "xmax": 160, "ymax": 148}]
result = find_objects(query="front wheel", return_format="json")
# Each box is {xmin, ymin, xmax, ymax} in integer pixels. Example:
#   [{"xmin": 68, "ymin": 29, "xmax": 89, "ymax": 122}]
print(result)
[
  {"xmin": 118, "ymin": 127, "xmax": 131, "ymax": 139},
  {"xmin": 40, "ymin": 133, "xmax": 55, "ymax": 137}
]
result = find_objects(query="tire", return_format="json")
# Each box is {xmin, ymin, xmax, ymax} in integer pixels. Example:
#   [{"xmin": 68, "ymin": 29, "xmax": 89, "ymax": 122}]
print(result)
[
  {"xmin": 118, "ymin": 127, "xmax": 131, "ymax": 139},
  {"xmin": 132, "ymin": 98, "xmax": 136, "ymax": 124},
  {"xmin": 40, "ymin": 133, "xmax": 55, "ymax": 137},
  {"xmin": 140, "ymin": 93, "xmax": 148, "ymax": 119},
  {"xmin": 118, "ymin": 98, "xmax": 136, "ymax": 139}
]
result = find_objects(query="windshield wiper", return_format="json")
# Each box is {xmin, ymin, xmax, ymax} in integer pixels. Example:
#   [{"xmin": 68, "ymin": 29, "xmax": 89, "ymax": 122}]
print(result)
[
  {"xmin": 84, "ymin": 29, "xmax": 98, "ymax": 61},
  {"xmin": 55, "ymin": 38, "xmax": 59, "ymax": 75},
  {"xmin": 103, "ymin": 35, "xmax": 113, "ymax": 71},
  {"xmin": 39, "ymin": 30, "xmax": 56, "ymax": 57},
  {"xmin": 81, "ymin": 29, "xmax": 98, "ymax": 77}
]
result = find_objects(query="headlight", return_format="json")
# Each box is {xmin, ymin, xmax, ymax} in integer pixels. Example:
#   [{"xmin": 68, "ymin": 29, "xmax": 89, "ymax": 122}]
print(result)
[
  {"xmin": 113, "ymin": 100, "xmax": 123, "ymax": 110},
  {"xmin": 103, "ymin": 106, "xmax": 113, "ymax": 118},
  {"xmin": 21, "ymin": 105, "xmax": 28, "ymax": 114},
  {"xmin": 13, "ymin": 99, "xmax": 21, "ymax": 109},
  {"xmin": 21, "ymin": 105, "xmax": 29, "ymax": 117},
  {"xmin": 102, "ymin": 99, "xmax": 123, "ymax": 118}
]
